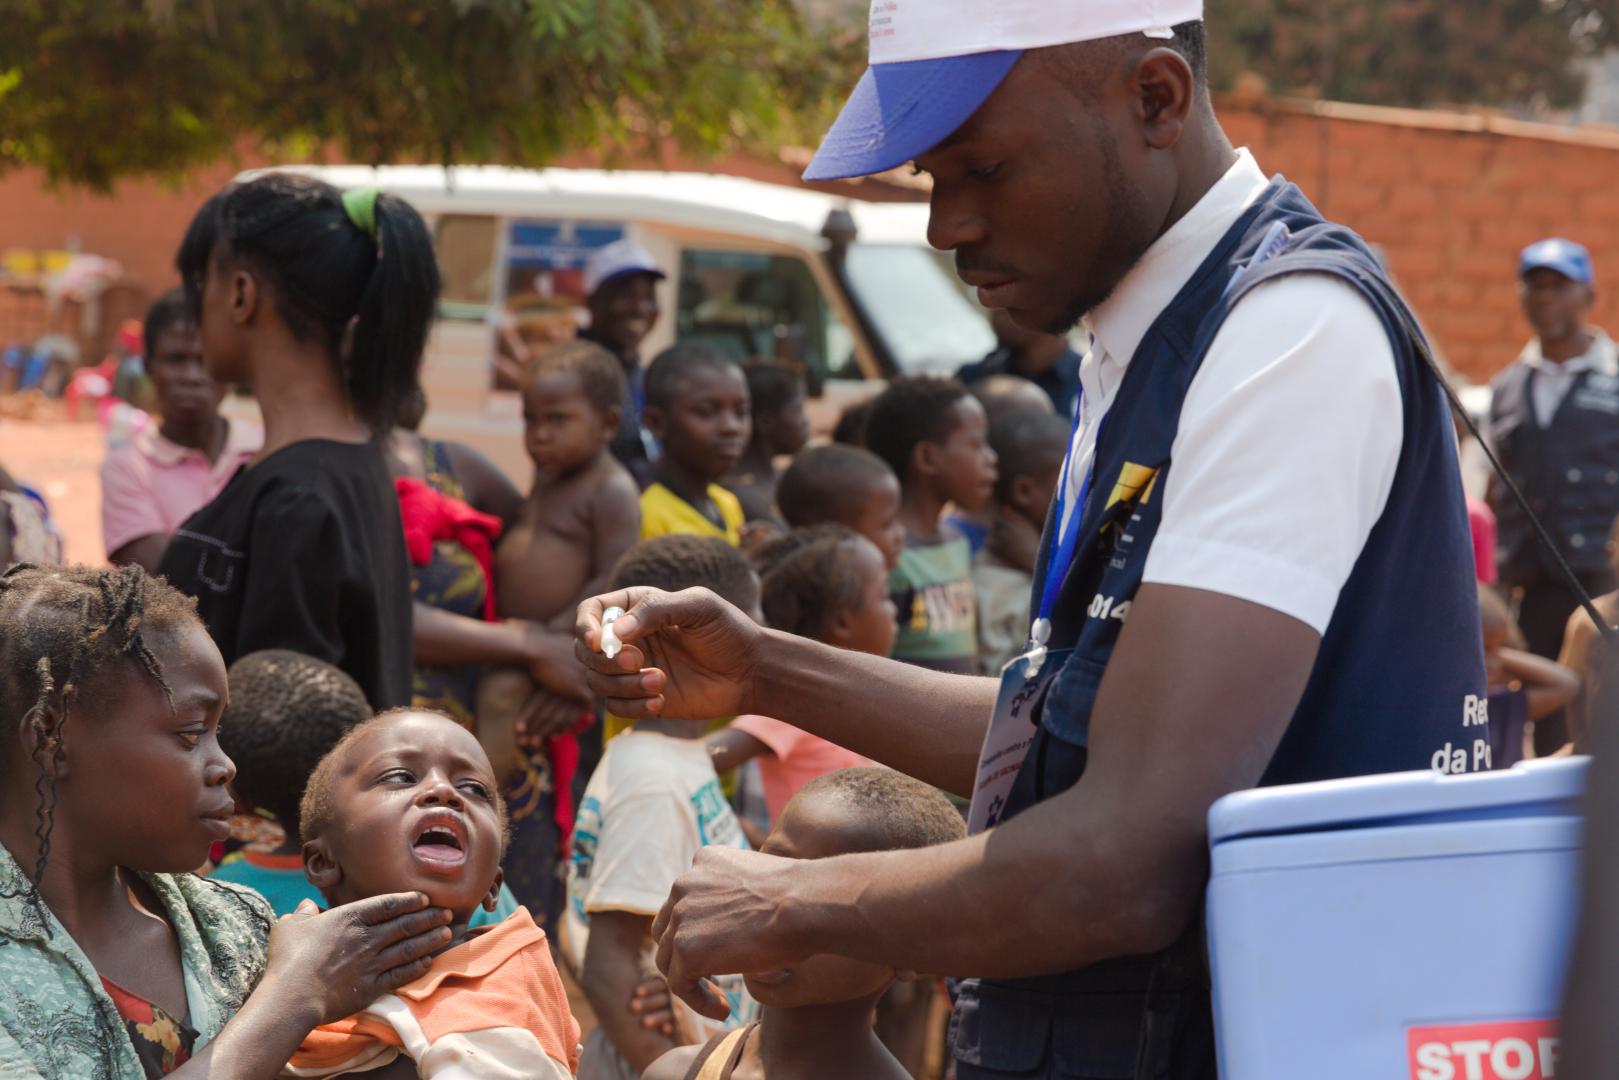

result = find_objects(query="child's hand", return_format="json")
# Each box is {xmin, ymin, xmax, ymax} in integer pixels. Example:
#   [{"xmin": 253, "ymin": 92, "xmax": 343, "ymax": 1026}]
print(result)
[
  {"xmin": 629, "ymin": 972, "xmax": 682, "ymax": 1037},
  {"xmin": 521, "ymin": 621, "xmax": 594, "ymax": 703},
  {"xmin": 262, "ymin": 893, "xmax": 454, "ymax": 1025}
]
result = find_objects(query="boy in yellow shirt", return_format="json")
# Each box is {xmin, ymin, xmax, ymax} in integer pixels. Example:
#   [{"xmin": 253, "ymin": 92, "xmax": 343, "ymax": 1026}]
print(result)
[{"xmin": 639, "ymin": 344, "xmax": 750, "ymax": 545}]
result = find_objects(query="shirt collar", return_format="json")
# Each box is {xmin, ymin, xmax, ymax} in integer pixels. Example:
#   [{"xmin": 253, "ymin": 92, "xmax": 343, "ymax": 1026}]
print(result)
[
  {"xmin": 1518, "ymin": 329, "xmax": 1619, "ymax": 378},
  {"xmin": 134, "ymin": 417, "xmax": 260, "ymax": 469},
  {"xmin": 1083, "ymin": 148, "xmax": 1271, "ymax": 375}
]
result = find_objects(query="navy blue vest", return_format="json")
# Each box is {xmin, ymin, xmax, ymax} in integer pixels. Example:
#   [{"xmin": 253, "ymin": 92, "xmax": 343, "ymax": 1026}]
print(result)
[
  {"xmin": 951, "ymin": 180, "xmax": 1487, "ymax": 1079},
  {"xmin": 1488, "ymin": 356, "xmax": 1619, "ymax": 586}
]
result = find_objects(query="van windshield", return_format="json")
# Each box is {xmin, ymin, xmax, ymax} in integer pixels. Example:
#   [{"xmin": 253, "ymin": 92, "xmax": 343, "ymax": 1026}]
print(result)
[{"xmin": 842, "ymin": 243, "xmax": 997, "ymax": 375}]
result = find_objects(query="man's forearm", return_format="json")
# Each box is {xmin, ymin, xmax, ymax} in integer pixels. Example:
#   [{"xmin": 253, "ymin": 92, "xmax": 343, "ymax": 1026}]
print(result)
[
  {"xmin": 768, "ymin": 586, "xmax": 1317, "ymax": 979},
  {"xmin": 746, "ymin": 629, "xmax": 997, "ymax": 795},
  {"xmin": 775, "ymin": 781, "xmax": 1196, "ymax": 980}
]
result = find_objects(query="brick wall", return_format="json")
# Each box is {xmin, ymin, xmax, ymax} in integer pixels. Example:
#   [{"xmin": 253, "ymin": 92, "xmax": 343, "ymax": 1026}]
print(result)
[
  {"xmin": 4, "ymin": 96, "xmax": 1619, "ymax": 383},
  {"xmin": 0, "ymin": 159, "xmax": 248, "ymax": 310},
  {"xmin": 1220, "ymin": 94, "xmax": 1619, "ymax": 382}
]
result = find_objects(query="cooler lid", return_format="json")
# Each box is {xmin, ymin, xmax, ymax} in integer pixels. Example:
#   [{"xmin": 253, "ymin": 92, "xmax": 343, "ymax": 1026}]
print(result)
[{"xmin": 1207, "ymin": 756, "xmax": 1589, "ymax": 846}]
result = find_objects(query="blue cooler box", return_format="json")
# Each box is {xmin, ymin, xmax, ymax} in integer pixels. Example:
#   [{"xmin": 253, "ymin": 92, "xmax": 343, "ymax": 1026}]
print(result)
[{"xmin": 1206, "ymin": 757, "xmax": 1586, "ymax": 1078}]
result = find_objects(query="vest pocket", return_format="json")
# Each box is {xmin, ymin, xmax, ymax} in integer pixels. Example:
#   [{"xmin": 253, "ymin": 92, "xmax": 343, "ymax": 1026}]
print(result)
[
  {"xmin": 949, "ymin": 980, "xmax": 1050, "ymax": 1072},
  {"xmin": 950, "ymin": 979, "xmax": 1143, "ymax": 1077},
  {"xmin": 1039, "ymin": 655, "xmax": 1110, "ymax": 749}
]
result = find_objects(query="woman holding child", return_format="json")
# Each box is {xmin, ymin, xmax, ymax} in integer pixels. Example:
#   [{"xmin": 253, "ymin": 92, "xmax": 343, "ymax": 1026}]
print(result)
[{"xmin": 0, "ymin": 564, "xmax": 456, "ymax": 1078}]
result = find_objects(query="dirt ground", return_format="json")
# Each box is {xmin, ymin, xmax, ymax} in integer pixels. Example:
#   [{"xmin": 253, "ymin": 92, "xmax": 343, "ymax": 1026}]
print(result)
[{"xmin": 0, "ymin": 404, "xmax": 109, "ymax": 566}]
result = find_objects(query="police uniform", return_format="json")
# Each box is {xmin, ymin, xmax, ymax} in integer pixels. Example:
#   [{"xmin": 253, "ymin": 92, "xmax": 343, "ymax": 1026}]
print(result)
[
  {"xmin": 802, "ymin": 4, "xmax": 1486, "ymax": 1076},
  {"xmin": 1488, "ymin": 290, "xmax": 1619, "ymax": 662}
]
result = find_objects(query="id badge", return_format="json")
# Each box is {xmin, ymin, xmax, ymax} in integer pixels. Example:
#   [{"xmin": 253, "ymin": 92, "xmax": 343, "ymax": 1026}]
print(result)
[{"xmin": 966, "ymin": 646, "xmax": 1072, "ymax": 834}]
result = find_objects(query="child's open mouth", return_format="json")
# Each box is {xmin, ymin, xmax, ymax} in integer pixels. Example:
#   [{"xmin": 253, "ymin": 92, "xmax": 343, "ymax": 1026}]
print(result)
[{"xmin": 410, "ymin": 813, "xmax": 469, "ymax": 872}]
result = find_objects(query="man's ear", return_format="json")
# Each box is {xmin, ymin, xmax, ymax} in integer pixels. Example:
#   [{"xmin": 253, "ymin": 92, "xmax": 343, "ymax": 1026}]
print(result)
[
  {"xmin": 302, "ymin": 838, "xmax": 342, "ymax": 894},
  {"xmin": 1132, "ymin": 46, "xmax": 1195, "ymax": 152},
  {"xmin": 641, "ymin": 404, "xmax": 667, "ymax": 441},
  {"xmin": 482, "ymin": 866, "xmax": 505, "ymax": 912},
  {"xmin": 229, "ymin": 268, "xmax": 260, "ymax": 327}
]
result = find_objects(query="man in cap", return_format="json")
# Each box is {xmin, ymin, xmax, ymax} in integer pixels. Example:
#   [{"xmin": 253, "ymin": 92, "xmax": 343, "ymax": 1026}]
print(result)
[
  {"xmin": 575, "ymin": 4, "xmax": 1485, "ymax": 1075},
  {"xmin": 580, "ymin": 238, "xmax": 666, "ymax": 486},
  {"xmin": 1488, "ymin": 238, "xmax": 1619, "ymax": 748}
]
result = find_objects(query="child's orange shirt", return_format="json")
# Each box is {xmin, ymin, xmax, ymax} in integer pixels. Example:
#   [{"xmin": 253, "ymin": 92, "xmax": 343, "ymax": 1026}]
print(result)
[{"xmin": 283, "ymin": 907, "xmax": 580, "ymax": 1078}]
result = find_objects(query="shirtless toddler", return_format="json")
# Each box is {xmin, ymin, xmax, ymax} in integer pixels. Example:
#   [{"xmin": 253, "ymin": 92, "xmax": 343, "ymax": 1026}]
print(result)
[{"xmin": 478, "ymin": 340, "xmax": 640, "ymax": 777}]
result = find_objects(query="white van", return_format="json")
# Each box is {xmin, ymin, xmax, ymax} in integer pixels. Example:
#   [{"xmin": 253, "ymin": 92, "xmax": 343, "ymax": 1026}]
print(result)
[{"xmin": 254, "ymin": 165, "xmax": 996, "ymax": 480}]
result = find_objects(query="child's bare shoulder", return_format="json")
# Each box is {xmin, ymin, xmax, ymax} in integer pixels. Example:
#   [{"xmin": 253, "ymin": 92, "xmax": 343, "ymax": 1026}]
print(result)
[
  {"xmin": 642, "ymin": 1043, "xmax": 701, "ymax": 1080},
  {"xmin": 590, "ymin": 455, "xmax": 640, "ymax": 507}
]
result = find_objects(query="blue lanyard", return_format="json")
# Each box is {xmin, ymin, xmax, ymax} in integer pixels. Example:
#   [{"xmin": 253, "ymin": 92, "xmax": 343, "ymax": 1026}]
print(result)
[
  {"xmin": 1030, "ymin": 393, "xmax": 1100, "ymax": 651},
  {"xmin": 1021, "ymin": 222, "xmax": 1292, "ymax": 664}
]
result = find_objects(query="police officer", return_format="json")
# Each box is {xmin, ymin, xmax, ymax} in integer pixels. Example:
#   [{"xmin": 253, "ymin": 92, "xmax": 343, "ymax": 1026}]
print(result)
[
  {"xmin": 575, "ymin": 3, "xmax": 1486, "ymax": 1076},
  {"xmin": 1489, "ymin": 240, "xmax": 1619, "ymax": 732}
]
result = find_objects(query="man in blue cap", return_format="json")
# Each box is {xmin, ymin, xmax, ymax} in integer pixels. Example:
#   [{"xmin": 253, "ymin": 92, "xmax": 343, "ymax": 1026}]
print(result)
[
  {"xmin": 1489, "ymin": 238, "xmax": 1619, "ymax": 751},
  {"xmin": 580, "ymin": 239, "xmax": 667, "ymax": 487},
  {"xmin": 575, "ymin": 4, "xmax": 1486, "ymax": 1075}
]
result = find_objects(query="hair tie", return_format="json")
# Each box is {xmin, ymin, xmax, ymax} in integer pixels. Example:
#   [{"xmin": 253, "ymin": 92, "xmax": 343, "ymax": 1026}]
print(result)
[{"xmin": 341, "ymin": 186, "xmax": 380, "ymax": 240}]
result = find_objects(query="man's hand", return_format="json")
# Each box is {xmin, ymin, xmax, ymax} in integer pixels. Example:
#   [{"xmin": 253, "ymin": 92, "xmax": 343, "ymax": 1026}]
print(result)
[
  {"xmin": 574, "ymin": 587, "xmax": 763, "ymax": 720},
  {"xmin": 650, "ymin": 847, "xmax": 807, "ymax": 1018}
]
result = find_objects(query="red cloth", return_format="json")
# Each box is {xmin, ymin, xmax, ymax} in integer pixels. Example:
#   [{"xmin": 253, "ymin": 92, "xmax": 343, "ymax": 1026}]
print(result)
[
  {"xmin": 1467, "ymin": 497, "xmax": 1498, "ymax": 585},
  {"xmin": 547, "ymin": 712, "xmax": 598, "ymax": 845},
  {"xmin": 394, "ymin": 476, "xmax": 504, "ymax": 621}
]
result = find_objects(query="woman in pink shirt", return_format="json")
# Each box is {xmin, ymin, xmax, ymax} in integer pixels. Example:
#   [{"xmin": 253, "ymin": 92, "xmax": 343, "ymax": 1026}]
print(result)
[
  {"xmin": 706, "ymin": 526, "xmax": 895, "ymax": 822},
  {"xmin": 100, "ymin": 288, "xmax": 261, "ymax": 571}
]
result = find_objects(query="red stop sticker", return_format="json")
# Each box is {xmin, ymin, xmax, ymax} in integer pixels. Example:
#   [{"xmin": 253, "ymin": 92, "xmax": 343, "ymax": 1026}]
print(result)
[{"xmin": 1408, "ymin": 1019, "xmax": 1560, "ymax": 1079}]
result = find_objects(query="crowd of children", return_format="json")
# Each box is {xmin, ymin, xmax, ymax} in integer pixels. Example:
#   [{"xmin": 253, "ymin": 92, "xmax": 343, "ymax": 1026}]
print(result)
[
  {"xmin": 1, "ymin": 171, "xmax": 1077, "ymax": 1079},
  {"xmin": 28, "ymin": 168, "xmax": 1619, "ymax": 1080}
]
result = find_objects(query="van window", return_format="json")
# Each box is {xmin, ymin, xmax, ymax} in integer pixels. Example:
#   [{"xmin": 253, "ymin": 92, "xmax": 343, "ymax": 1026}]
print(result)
[
  {"xmin": 675, "ymin": 249, "xmax": 858, "ymax": 384},
  {"xmin": 840, "ymin": 243, "xmax": 996, "ymax": 375},
  {"xmin": 434, "ymin": 215, "xmax": 498, "ymax": 320}
]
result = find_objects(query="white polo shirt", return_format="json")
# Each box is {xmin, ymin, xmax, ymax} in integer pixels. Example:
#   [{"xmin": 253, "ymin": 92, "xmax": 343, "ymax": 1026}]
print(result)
[
  {"xmin": 1059, "ymin": 149, "xmax": 1403, "ymax": 635},
  {"xmin": 1517, "ymin": 329, "xmax": 1619, "ymax": 427}
]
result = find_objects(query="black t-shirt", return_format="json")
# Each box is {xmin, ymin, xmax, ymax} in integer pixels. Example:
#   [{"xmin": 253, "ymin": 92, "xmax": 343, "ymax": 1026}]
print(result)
[{"xmin": 158, "ymin": 438, "xmax": 412, "ymax": 709}]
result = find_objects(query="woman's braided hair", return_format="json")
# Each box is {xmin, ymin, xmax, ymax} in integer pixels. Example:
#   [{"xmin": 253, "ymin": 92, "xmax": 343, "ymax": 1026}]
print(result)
[{"xmin": 0, "ymin": 564, "xmax": 197, "ymax": 932}]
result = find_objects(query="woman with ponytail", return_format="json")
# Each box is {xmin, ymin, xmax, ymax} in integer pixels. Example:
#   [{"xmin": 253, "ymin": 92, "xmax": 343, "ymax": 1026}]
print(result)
[{"xmin": 159, "ymin": 174, "xmax": 438, "ymax": 710}]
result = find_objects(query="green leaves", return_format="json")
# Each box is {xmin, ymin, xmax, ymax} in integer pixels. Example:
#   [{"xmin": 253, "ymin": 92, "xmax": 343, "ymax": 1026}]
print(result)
[{"xmin": 0, "ymin": 0, "xmax": 862, "ymax": 190}]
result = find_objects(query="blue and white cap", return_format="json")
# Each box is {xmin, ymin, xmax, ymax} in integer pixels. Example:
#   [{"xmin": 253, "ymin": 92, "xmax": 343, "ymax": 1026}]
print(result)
[
  {"xmin": 1519, "ymin": 237, "xmax": 1594, "ymax": 286},
  {"xmin": 804, "ymin": 0, "xmax": 1205, "ymax": 182},
  {"xmin": 583, "ymin": 239, "xmax": 667, "ymax": 297}
]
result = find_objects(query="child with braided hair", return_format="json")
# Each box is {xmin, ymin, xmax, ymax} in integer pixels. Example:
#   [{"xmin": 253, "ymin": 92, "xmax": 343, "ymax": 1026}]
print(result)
[{"xmin": 0, "ymin": 564, "xmax": 458, "ymax": 1080}]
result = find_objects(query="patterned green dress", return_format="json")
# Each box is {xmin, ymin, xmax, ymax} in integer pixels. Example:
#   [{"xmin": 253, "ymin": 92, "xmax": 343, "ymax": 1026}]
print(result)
[{"xmin": 0, "ymin": 843, "xmax": 271, "ymax": 1080}]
